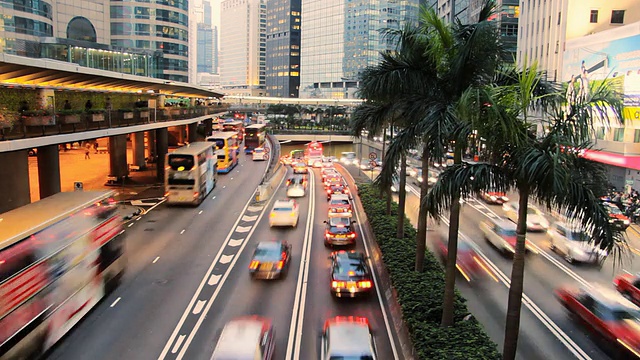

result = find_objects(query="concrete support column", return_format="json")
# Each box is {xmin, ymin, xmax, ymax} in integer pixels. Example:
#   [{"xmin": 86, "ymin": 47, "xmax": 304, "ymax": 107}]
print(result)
[
  {"xmin": 0, "ymin": 150, "xmax": 30, "ymax": 213},
  {"xmin": 156, "ymin": 128, "xmax": 169, "ymax": 182},
  {"xmin": 203, "ymin": 118, "xmax": 212, "ymax": 137},
  {"xmin": 37, "ymin": 145, "xmax": 61, "ymax": 199},
  {"xmin": 132, "ymin": 132, "xmax": 146, "ymax": 170},
  {"xmin": 147, "ymin": 130, "xmax": 156, "ymax": 158},
  {"xmin": 188, "ymin": 122, "xmax": 198, "ymax": 143},
  {"xmin": 108, "ymin": 134, "xmax": 129, "ymax": 179}
]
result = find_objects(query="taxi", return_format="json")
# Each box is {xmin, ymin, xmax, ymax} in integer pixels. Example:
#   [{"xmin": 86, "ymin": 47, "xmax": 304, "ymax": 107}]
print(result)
[
  {"xmin": 326, "ymin": 182, "xmax": 351, "ymax": 200},
  {"xmin": 211, "ymin": 316, "xmax": 275, "ymax": 360},
  {"xmin": 479, "ymin": 219, "xmax": 538, "ymax": 255},
  {"xmin": 328, "ymin": 194, "xmax": 352, "ymax": 217},
  {"xmin": 248, "ymin": 241, "xmax": 291, "ymax": 280},
  {"xmin": 324, "ymin": 216, "xmax": 357, "ymax": 246},
  {"xmin": 269, "ymin": 199, "xmax": 299, "ymax": 227},
  {"xmin": 479, "ymin": 191, "xmax": 509, "ymax": 205},
  {"xmin": 614, "ymin": 272, "xmax": 640, "ymax": 307},
  {"xmin": 293, "ymin": 161, "xmax": 308, "ymax": 174},
  {"xmin": 329, "ymin": 251, "xmax": 373, "ymax": 297},
  {"xmin": 321, "ymin": 316, "xmax": 377, "ymax": 360}
]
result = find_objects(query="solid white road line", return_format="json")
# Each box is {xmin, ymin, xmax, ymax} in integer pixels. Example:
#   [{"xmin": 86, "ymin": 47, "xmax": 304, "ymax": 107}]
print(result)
[
  {"xmin": 110, "ymin": 297, "xmax": 121, "ymax": 308},
  {"xmin": 343, "ymin": 168, "xmax": 400, "ymax": 360},
  {"xmin": 128, "ymin": 223, "xmax": 134, "ymax": 228},
  {"xmin": 286, "ymin": 171, "xmax": 316, "ymax": 360}
]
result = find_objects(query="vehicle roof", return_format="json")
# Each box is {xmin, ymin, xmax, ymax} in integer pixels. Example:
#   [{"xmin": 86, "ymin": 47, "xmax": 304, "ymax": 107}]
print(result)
[
  {"xmin": 584, "ymin": 285, "xmax": 640, "ymax": 310},
  {"xmin": 214, "ymin": 318, "xmax": 266, "ymax": 359},
  {"xmin": 327, "ymin": 322, "xmax": 373, "ymax": 356},
  {"xmin": 245, "ymin": 123, "xmax": 266, "ymax": 129},
  {"xmin": 553, "ymin": 222, "xmax": 585, "ymax": 232},
  {"xmin": 168, "ymin": 142, "xmax": 214, "ymax": 155},
  {"xmin": 274, "ymin": 199, "xmax": 295, "ymax": 206},
  {"xmin": 490, "ymin": 219, "xmax": 517, "ymax": 230},
  {"xmin": 207, "ymin": 131, "xmax": 237, "ymax": 140},
  {"xmin": 256, "ymin": 240, "xmax": 283, "ymax": 251},
  {"xmin": 254, "ymin": 148, "xmax": 265, "ymax": 151},
  {"xmin": 330, "ymin": 194, "xmax": 350, "ymax": 200},
  {"xmin": 0, "ymin": 190, "xmax": 116, "ymax": 250}
]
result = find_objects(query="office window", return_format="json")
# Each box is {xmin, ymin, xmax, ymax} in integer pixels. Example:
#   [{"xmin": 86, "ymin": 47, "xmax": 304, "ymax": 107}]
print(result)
[
  {"xmin": 590, "ymin": 10, "xmax": 598, "ymax": 23},
  {"xmin": 558, "ymin": 12, "xmax": 561, "ymax": 25},
  {"xmin": 613, "ymin": 128, "xmax": 624, "ymax": 142},
  {"xmin": 634, "ymin": 129, "xmax": 640, "ymax": 143},
  {"xmin": 596, "ymin": 127, "xmax": 605, "ymax": 140},
  {"xmin": 611, "ymin": 10, "xmax": 625, "ymax": 24}
]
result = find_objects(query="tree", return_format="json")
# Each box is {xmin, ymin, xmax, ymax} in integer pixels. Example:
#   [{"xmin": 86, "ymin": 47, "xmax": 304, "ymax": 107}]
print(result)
[{"xmin": 426, "ymin": 63, "xmax": 625, "ymax": 358}]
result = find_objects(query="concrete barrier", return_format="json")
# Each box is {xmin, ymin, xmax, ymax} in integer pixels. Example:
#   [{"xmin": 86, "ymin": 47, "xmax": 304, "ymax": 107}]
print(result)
[{"xmin": 256, "ymin": 164, "xmax": 286, "ymax": 202}]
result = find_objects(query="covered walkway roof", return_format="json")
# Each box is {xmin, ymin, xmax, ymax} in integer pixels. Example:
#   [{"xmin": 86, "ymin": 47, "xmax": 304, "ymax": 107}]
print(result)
[{"xmin": 0, "ymin": 53, "xmax": 224, "ymax": 99}]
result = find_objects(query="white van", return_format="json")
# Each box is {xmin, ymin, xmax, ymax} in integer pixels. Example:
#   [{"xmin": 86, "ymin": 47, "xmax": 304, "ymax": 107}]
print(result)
[
  {"xmin": 253, "ymin": 147, "xmax": 267, "ymax": 161},
  {"xmin": 211, "ymin": 316, "xmax": 275, "ymax": 360}
]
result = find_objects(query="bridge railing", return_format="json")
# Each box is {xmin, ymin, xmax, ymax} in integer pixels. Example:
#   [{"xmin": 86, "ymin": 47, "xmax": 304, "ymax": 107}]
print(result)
[{"xmin": 0, "ymin": 105, "xmax": 228, "ymax": 141}]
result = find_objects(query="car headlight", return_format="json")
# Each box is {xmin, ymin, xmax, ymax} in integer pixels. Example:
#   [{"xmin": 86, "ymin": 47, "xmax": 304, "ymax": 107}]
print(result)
[
  {"xmin": 490, "ymin": 196, "xmax": 497, "ymax": 201},
  {"xmin": 624, "ymin": 219, "xmax": 630, "ymax": 225},
  {"xmin": 391, "ymin": 186, "xmax": 397, "ymax": 192},
  {"xmin": 417, "ymin": 176, "xmax": 423, "ymax": 182},
  {"xmin": 609, "ymin": 219, "xmax": 615, "ymax": 223}
]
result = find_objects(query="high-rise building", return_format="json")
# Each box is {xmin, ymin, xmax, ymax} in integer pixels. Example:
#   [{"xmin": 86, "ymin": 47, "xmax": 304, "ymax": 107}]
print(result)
[
  {"xmin": 110, "ymin": 0, "xmax": 190, "ymax": 82},
  {"xmin": 204, "ymin": 0, "xmax": 213, "ymax": 26},
  {"xmin": 265, "ymin": 0, "xmax": 301, "ymax": 98},
  {"xmin": 517, "ymin": 0, "xmax": 640, "ymax": 82},
  {"xmin": 467, "ymin": 0, "xmax": 519, "ymax": 61},
  {"xmin": 213, "ymin": 26, "xmax": 219, "ymax": 74},
  {"xmin": 299, "ymin": 0, "xmax": 420, "ymax": 99},
  {"xmin": 197, "ymin": 23, "xmax": 214, "ymax": 74},
  {"xmin": 220, "ymin": 0, "xmax": 267, "ymax": 96},
  {"xmin": 434, "ymin": 0, "xmax": 469, "ymax": 24}
]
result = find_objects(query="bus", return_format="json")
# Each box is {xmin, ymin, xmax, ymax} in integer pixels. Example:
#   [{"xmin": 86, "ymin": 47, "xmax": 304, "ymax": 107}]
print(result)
[
  {"xmin": 207, "ymin": 131, "xmax": 239, "ymax": 174},
  {"xmin": 305, "ymin": 141, "xmax": 324, "ymax": 167},
  {"xmin": 244, "ymin": 124, "xmax": 267, "ymax": 154},
  {"xmin": 290, "ymin": 149, "xmax": 304, "ymax": 161},
  {"xmin": 165, "ymin": 142, "xmax": 218, "ymax": 205},
  {"xmin": 0, "ymin": 191, "xmax": 125, "ymax": 360},
  {"xmin": 222, "ymin": 121, "xmax": 244, "ymax": 143}
]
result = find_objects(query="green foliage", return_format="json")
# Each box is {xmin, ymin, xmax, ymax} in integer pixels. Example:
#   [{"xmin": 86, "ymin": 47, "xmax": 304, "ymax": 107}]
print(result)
[
  {"xmin": 56, "ymin": 109, "xmax": 83, "ymax": 116},
  {"xmin": 0, "ymin": 88, "xmax": 38, "ymax": 111},
  {"xmin": 358, "ymin": 183, "xmax": 500, "ymax": 360}
]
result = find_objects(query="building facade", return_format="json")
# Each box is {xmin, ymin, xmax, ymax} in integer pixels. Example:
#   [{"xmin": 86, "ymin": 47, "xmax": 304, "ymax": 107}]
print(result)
[
  {"xmin": 197, "ymin": 23, "xmax": 214, "ymax": 74},
  {"xmin": 299, "ymin": 0, "xmax": 420, "ymax": 99},
  {"xmin": 220, "ymin": 0, "xmax": 267, "ymax": 96},
  {"xmin": 265, "ymin": 0, "xmax": 301, "ymax": 98},
  {"xmin": 467, "ymin": 0, "xmax": 519, "ymax": 61},
  {"xmin": 212, "ymin": 26, "xmax": 219, "ymax": 74},
  {"xmin": 435, "ymin": 0, "xmax": 469, "ymax": 24}
]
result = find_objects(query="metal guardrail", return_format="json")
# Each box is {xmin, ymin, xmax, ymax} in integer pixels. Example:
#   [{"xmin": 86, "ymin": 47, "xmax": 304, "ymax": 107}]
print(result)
[{"xmin": 0, "ymin": 106, "xmax": 228, "ymax": 141}]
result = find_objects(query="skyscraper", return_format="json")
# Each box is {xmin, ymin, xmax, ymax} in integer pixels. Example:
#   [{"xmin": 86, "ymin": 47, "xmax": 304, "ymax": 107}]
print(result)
[
  {"xmin": 197, "ymin": 23, "xmax": 214, "ymax": 74},
  {"xmin": 213, "ymin": 26, "xmax": 219, "ymax": 74},
  {"xmin": 467, "ymin": 0, "xmax": 519, "ymax": 61},
  {"xmin": 265, "ymin": 0, "xmax": 301, "ymax": 98},
  {"xmin": 300, "ymin": 0, "xmax": 420, "ymax": 99},
  {"xmin": 220, "ymin": 0, "xmax": 267, "ymax": 96}
]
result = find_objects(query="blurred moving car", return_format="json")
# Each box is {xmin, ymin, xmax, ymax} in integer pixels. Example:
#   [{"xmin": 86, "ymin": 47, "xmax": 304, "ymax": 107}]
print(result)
[
  {"xmin": 329, "ymin": 251, "xmax": 373, "ymax": 297},
  {"xmin": 502, "ymin": 202, "xmax": 549, "ymax": 232},
  {"xmin": 322, "ymin": 157, "xmax": 334, "ymax": 168},
  {"xmin": 479, "ymin": 191, "xmax": 509, "ymax": 205},
  {"xmin": 248, "ymin": 241, "xmax": 292, "ymax": 279},
  {"xmin": 211, "ymin": 316, "xmax": 275, "ymax": 360},
  {"xmin": 412, "ymin": 169, "xmax": 438, "ymax": 187},
  {"xmin": 286, "ymin": 175, "xmax": 307, "ymax": 198},
  {"xmin": 324, "ymin": 176, "xmax": 344, "ymax": 189},
  {"xmin": 252, "ymin": 147, "xmax": 267, "ymax": 161},
  {"xmin": 390, "ymin": 178, "xmax": 408, "ymax": 193},
  {"xmin": 479, "ymin": 219, "xmax": 539, "ymax": 255},
  {"xmin": 293, "ymin": 161, "xmax": 308, "ymax": 174},
  {"xmin": 340, "ymin": 152, "xmax": 358, "ymax": 166},
  {"xmin": 556, "ymin": 285, "xmax": 640, "ymax": 358},
  {"xmin": 269, "ymin": 199, "xmax": 299, "ymax": 227},
  {"xmin": 328, "ymin": 194, "xmax": 352, "ymax": 216},
  {"xmin": 326, "ymin": 182, "xmax": 351, "ymax": 200},
  {"xmin": 321, "ymin": 168, "xmax": 340, "ymax": 181},
  {"xmin": 435, "ymin": 235, "xmax": 497, "ymax": 283},
  {"xmin": 603, "ymin": 202, "xmax": 631, "ymax": 230},
  {"xmin": 280, "ymin": 155, "xmax": 292, "ymax": 166},
  {"xmin": 359, "ymin": 159, "xmax": 375, "ymax": 171},
  {"xmin": 614, "ymin": 273, "xmax": 640, "ymax": 306},
  {"xmin": 324, "ymin": 216, "xmax": 357, "ymax": 247},
  {"xmin": 548, "ymin": 222, "xmax": 607, "ymax": 264},
  {"xmin": 321, "ymin": 316, "xmax": 377, "ymax": 359}
]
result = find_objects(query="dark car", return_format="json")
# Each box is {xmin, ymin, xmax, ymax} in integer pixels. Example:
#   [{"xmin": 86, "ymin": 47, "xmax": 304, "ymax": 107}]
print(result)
[
  {"xmin": 326, "ymin": 183, "xmax": 350, "ymax": 200},
  {"xmin": 324, "ymin": 216, "xmax": 357, "ymax": 247},
  {"xmin": 329, "ymin": 251, "xmax": 373, "ymax": 298},
  {"xmin": 248, "ymin": 241, "xmax": 291, "ymax": 280}
]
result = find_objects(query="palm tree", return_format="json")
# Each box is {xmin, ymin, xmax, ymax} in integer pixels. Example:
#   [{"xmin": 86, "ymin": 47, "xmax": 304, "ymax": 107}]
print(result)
[{"xmin": 426, "ymin": 63, "xmax": 625, "ymax": 359}]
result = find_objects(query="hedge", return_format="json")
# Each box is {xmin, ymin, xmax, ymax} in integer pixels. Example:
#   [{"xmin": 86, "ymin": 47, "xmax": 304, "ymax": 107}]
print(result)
[{"xmin": 357, "ymin": 183, "xmax": 501, "ymax": 360}]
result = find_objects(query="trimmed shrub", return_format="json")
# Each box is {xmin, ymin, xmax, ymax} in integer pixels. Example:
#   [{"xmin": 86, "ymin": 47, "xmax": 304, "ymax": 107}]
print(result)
[{"xmin": 358, "ymin": 183, "xmax": 500, "ymax": 360}]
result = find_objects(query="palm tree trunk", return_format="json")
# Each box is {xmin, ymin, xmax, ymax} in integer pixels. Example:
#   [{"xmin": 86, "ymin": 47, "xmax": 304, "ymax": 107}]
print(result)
[
  {"xmin": 397, "ymin": 152, "xmax": 407, "ymax": 238},
  {"xmin": 503, "ymin": 184, "xmax": 530, "ymax": 360},
  {"xmin": 415, "ymin": 144, "xmax": 430, "ymax": 272},
  {"xmin": 441, "ymin": 144, "xmax": 463, "ymax": 327}
]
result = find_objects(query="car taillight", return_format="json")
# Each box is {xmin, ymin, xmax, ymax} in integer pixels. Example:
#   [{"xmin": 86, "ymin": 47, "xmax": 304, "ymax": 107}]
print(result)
[
  {"xmin": 277, "ymin": 260, "xmax": 284, "ymax": 270},
  {"xmin": 249, "ymin": 260, "xmax": 259, "ymax": 270},
  {"xmin": 349, "ymin": 233, "xmax": 356, "ymax": 238},
  {"xmin": 325, "ymin": 232, "xmax": 331, "ymax": 238},
  {"xmin": 614, "ymin": 278, "xmax": 621, "ymax": 287},
  {"xmin": 327, "ymin": 189, "xmax": 332, "ymax": 194},
  {"xmin": 193, "ymin": 191, "xmax": 199, "ymax": 198},
  {"xmin": 332, "ymin": 281, "xmax": 345, "ymax": 288},
  {"xmin": 358, "ymin": 281, "xmax": 372, "ymax": 288},
  {"xmin": 344, "ymin": 189, "xmax": 349, "ymax": 193}
]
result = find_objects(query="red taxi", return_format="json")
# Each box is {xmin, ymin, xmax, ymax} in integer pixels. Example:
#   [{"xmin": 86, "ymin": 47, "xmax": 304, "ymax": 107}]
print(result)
[
  {"xmin": 479, "ymin": 191, "xmax": 509, "ymax": 205},
  {"xmin": 556, "ymin": 285, "xmax": 640, "ymax": 358},
  {"xmin": 615, "ymin": 273, "xmax": 640, "ymax": 306},
  {"xmin": 604, "ymin": 202, "xmax": 631, "ymax": 231},
  {"xmin": 324, "ymin": 216, "xmax": 357, "ymax": 247},
  {"xmin": 324, "ymin": 176, "xmax": 343, "ymax": 189},
  {"xmin": 326, "ymin": 182, "xmax": 350, "ymax": 200},
  {"xmin": 328, "ymin": 194, "xmax": 352, "ymax": 216},
  {"xmin": 435, "ymin": 235, "xmax": 497, "ymax": 283},
  {"xmin": 321, "ymin": 168, "xmax": 340, "ymax": 181}
]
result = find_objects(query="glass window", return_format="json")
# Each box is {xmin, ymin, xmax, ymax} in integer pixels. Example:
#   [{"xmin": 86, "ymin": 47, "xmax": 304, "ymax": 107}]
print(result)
[
  {"xmin": 634, "ymin": 129, "xmax": 640, "ymax": 143},
  {"xmin": 611, "ymin": 10, "xmax": 625, "ymax": 24},
  {"xmin": 590, "ymin": 10, "xmax": 598, "ymax": 23},
  {"xmin": 613, "ymin": 128, "xmax": 624, "ymax": 142},
  {"xmin": 596, "ymin": 127, "xmax": 606, "ymax": 140},
  {"xmin": 9, "ymin": 16, "xmax": 53, "ymax": 36},
  {"xmin": 135, "ymin": 6, "xmax": 151, "ymax": 19}
]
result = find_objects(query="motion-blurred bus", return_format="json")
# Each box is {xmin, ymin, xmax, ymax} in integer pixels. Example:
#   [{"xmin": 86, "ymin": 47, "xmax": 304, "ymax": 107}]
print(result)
[
  {"xmin": 305, "ymin": 141, "xmax": 324, "ymax": 167},
  {"xmin": 244, "ymin": 124, "xmax": 267, "ymax": 154},
  {"xmin": 0, "ymin": 191, "xmax": 125, "ymax": 360},
  {"xmin": 165, "ymin": 142, "xmax": 218, "ymax": 205},
  {"xmin": 207, "ymin": 132, "xmax": 239, "ymax": 174},
  {"xmin": 222, "ymin": 121, "xmax": 244, "ymax": 143}
]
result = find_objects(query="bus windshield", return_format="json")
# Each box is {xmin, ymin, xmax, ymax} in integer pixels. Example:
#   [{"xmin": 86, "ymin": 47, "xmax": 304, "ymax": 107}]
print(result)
[
  {"xmin": 168, "ymin": 154, "xmax": 195, "ymax": 170},
  {"xmin": 209, "ymin": 139, "xmax": 225, "ymax": 149}
]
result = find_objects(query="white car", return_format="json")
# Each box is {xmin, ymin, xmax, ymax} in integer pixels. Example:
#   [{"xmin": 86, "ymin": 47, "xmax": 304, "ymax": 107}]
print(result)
[
  {"xmin": 252, "ymin": 147, "xmax": 267, "ymax": 161},
  {"xmin": 502, "ymin": 202, "xmax": 549, "ymax": 232},
  {"xmin": 340, "ymin": 152, "xmax": 358, "ymax": 165},
  {"xmin": 479, "ymin": 219, "xmax": 538, "ymax": 255},
  {"xmin": 269, "ymin": 199, "xmax": 299, "ymax": 227},
  {"xmin": 548, "ymin": 222, "xmax": 608, "ymax": 264},
  {"xmin": 211, "ymin": 316, "xmax": 275, "ymax": 360},
  {"xmin": 286, "ymin": 176, "xmax": 306, "ymax": 198},
  {"xmin": 321, "ymin": 316, "xmax": 377, "ymax": 360}
]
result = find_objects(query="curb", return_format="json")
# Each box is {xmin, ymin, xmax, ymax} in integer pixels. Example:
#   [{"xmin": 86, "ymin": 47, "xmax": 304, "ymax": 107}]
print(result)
[{"xmin": 336, "ymin": 163, "xmax": 416, "ymax": 360}]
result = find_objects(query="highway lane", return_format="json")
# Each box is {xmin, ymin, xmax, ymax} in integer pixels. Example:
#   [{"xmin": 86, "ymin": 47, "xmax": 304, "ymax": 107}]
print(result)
[{"xmin": 47, "ymin": 153, "xmax": 269, "ymax": 360}]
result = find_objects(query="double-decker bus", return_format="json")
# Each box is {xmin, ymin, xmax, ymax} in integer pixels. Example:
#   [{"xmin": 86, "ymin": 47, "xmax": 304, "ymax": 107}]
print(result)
[
  {"xmin": 165, "ymin": 142, "xmax": 218, "ymax": 205},
  {"xmin": 207, "ymin": 131, "xmax": 239, "ymax": 174},
  {"xmin": 305, "ymin": 141, "xmax": 324, "ymax": 167},
  {"xmin": 0, "ymin": 191, "xmax": 125, "ymax": 360},
  {"xmin": 244, "ymin": 124, "xmax": 267, "ymax": 154},
  {"xmin": 222, "ymin": 121, "xmax": 244, "ymax": 143}
]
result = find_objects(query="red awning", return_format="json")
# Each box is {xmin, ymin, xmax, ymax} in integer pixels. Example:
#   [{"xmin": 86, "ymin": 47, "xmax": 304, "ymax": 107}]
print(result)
[{"xmin": 581, "ymin": 149, "xmax": 640, "ymax": 171}]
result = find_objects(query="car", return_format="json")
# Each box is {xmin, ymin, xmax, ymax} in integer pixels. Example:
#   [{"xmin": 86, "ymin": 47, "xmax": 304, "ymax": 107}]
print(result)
[
  {"xmin": 614, "ymin": 273, "xmax": 640, "ymax": 306},
  {"xmin": 548, "ymin": 222, "xmax": 608, "ymax": 264},
  {"xmin": 412, "ymin": 169, "xmax": 438, "ymax": 187},
  {"xmin": 321, "ymin": 157, "xmax": 334, "ymax": 168},
  {"xmin": 292, "ymin": 161, "xmax": 308, "ymax": 174},
  {"xmin": 211, "ymin": 316, "xmax": 276, "ymax": 360},
  {"xmin": 479, "ymin": 191, "xmax": 509, "ymax": 205},
  {"xmin": 326, "ymin": 182, "xmax": 351, "ymax": 200},
  {"xmin": 248, "ymin": 241, "xmax": 292, "ymax": 279},
  {"xmin": 435, "ymin": 234, "xmax": 496, "ymax": 283},
  {"xmin": 328, "ymin": 251, "xmax": 373, "ymax": 297},
  {"xmin": 312, "ymin": 159, "xmax": 323, "ymax": 168},
  {"xmin": 603, "ymin": 202, "xmax": 631, "ymax": 230},
  {"xmin": 321, "ymin": 167, "xmax": 340, "ymax": 181},
  {"xmin": 286, "ymin": 175, "xmax": 307, "ymax": 198},
  {"xmin": 407, "ymin": 166, "xmax": 419, "ymax": 178},
  {"xmin": 280, "ymin": 155, "xmax": 292, "ymax": 166},
  {"xmin": 324, "ymin": 176, "xmax": 343, "ymax": 189},
  {"xmin": 321, "ymin": 316, "xmax": 377, "ymax": 360},
  {"xmin": 555, "ymin": 285, "xmax": 640, "ymax": 358},
  {"xmin": 328, "ymin": 194, "xmax": 352, "ymax": 216},
  {"xmin": 340, "ymin": 152, "xmax": 358, "ymax": 166},
  {"xmin": 359, "ymin": 159, "xmax": 375, "ymax": 171},
  {"xmin": 269, "ymin": 199, "xmax": 299, "ymax": 227},
  {"xmin": 324, "ymin": 216, "xmax": 357, "ymax": 247},
  {"xmin": 479, "ymin": 219, "xmax": 538, "ymax": 255},
  {"xmin": 502, "ymin": 202, "xmax": 549, "ymax": 232},
  {"xmin": 390, "ymin": 178, "xmax": 408, "ymax": 193},
  {"xmin": 252, "ymin": 147, "xmax": 268, "ymax": 161}
]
